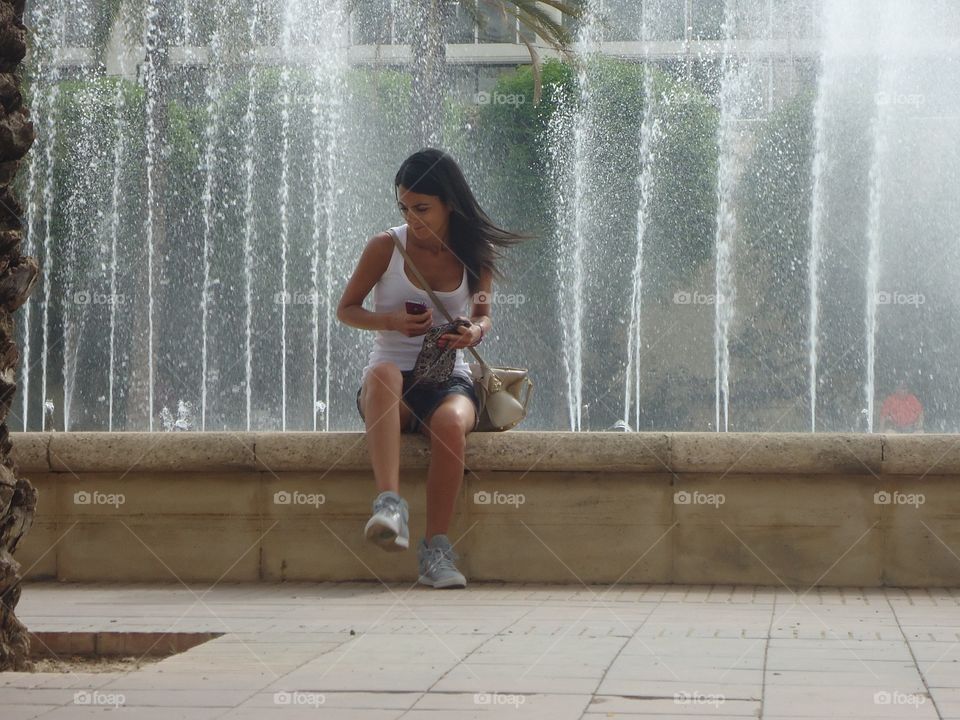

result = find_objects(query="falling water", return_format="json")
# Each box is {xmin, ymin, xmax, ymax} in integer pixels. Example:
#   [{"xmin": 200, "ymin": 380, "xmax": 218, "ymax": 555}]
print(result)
[
  {"xmin": 181, "ymin": 0, "xmax": 192, "ymax": 46},
  {"xmin": 241, "ymin": 5, "xmax": 260, "ymax": 431},
  {"xmin": 712, "ymin": 0, "xmax": 742, "ymax": 433},
  {"xmin": 17, "ymin": 1, "xmax": 960, "ymax": 433},
  {"xmin": 557, "ymin": 0, "xmax": 602, "ymax": 432},
  {"xmin": 806, "ymin": 18, "xmax": 834, "ymax": 433},
  {"xmin": 863, "ymin": 3, "xmax": 897, "ymax": 434},
  {"xmin": 19, "ymin": 3, "xmax": 56, "ymax": 431},
  {"xmin": 19, "ymin": 104, "xmax": 37, "ymax": 430},
  {"xmin": 309, "ymin": 4, "xmax": 348, "ymax": 433},
  {"xmin": 142, "ymin": 0, "xmax": 163, "ymax": 431},
  {"xmin": 277, "ymin": 2, "xmax": 295, "ymax": 432},
  {"xmin": 623, "ymin": 13, "xmax": 659, "ymax": 433},
  {"xmin": 807, "ymin": 1, "xmax": 856, "ymax": 433},
  {"xmin": 61, "ymin": 73, "xmax": 94, "ymax": 432},
  {"xmin": 37, "ymin": 11, "xmax": 63, "ymax": 433},
  {"xmin": 199, "ymin": 4, "xmax": 229, "ymax": 430},
  {"xmin": 863, "ymin": 111, "xmax": 885, "ymax": 434},
  {"xmin": 106, "ymin": 34, "xmax": 132, "ymax": 432}
]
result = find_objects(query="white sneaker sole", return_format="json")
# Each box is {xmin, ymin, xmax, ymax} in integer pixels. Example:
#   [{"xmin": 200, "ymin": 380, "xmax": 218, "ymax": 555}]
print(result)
[
  {"xmin": 364, "ymin": 515, "xmax": 409, "ymax": 551},
  {"xmin": 418, "ymin": 574, "xmax": 467, "ymax": 589}
]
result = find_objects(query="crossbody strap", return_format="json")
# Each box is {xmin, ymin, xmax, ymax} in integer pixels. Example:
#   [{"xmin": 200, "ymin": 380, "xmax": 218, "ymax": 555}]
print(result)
[{"xmin": 387, "ymin": 228, "xmax": 489, "ymax": 370}]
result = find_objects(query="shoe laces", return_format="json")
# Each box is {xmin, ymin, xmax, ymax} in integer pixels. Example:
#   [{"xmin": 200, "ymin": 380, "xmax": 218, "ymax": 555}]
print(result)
[
  {"xmin": 424, "ymin": 543, "xmax": 459, "ymax": 573},
  {"xmin": 374, "ymin": 494, "xmax": 405, "ymax": 516}
]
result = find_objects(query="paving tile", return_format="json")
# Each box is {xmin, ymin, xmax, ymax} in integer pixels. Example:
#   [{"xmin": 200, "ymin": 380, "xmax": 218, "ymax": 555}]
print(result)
[
  {"xmin": 223, "ymin": 710, "xmax": 402, "ymax": 720},
  {"xmin": 9, "ymin": 582, "xmax": 960, "ymax": 718},
  {"xmin": 409, "ymin": 691, "xmax": 591, "ymax": 718},
  {"xmin": 931, "ymin": 686, "xmax": 960, "ymax": 713},
  {"xmin": 0, "ymin": 706, "xmax": 61, "ymax": 720},
  {"xmin": 763, "ymin": 685, "xmax": 937, "ymax": 718},
  {"xmin": 40, "ymin": 707, "xmax": 227, "ymax": 719},
  {"xmin": 238, "ymin": 690, "xmax": 419, "ymax": 710},
  {"xmin": 588, "ymin": 693, "xmax": 760, "ymax": 715},
  {"xmin": 595, "ymin": 679, "xmax": 761, "ymax": 700}
]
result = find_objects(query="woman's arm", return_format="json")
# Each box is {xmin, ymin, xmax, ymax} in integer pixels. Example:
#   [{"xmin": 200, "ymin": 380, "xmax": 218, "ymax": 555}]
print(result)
[
  {"xmin": 336, "ymin": 233, "xmax": 397, "ymax": 332},
  {"xmin": 441, "ymin": 266, "xmax": 494, "ymax": 349},
  {"xmin": 469, "ymin": 266, "xmax": 494, "ymax": 340}
]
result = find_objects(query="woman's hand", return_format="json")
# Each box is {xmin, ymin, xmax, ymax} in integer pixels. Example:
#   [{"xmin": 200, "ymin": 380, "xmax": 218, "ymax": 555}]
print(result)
[
  {"xmin": 387, "ymin": 307, "xmax": 433, "ymax": 337},
  {"xmin": 438, "ymin": 316, "xmax": 479, "ymax": 350}
]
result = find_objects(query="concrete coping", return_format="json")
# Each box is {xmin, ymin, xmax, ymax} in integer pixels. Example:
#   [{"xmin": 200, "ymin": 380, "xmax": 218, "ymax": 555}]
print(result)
[{"xmin": 8, "ymin": 431, "xmax": 958, "ymax": 476}]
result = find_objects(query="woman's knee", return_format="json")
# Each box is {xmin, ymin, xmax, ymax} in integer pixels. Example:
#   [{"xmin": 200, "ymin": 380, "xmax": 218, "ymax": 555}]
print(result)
[
  {"xmin": 366, "ymin": 363, "xmax": 403, "ymax": 397},
  {"xmin": 427, "ymin": 405, "xmax": 471, "ymax": 446}
]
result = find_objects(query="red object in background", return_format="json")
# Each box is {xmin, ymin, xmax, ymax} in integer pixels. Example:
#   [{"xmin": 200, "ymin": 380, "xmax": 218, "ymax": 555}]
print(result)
[
  {"xmin": 880, "ymin": 392, "xmax": 923, "ymax": 428},
  {"xmin": 405, "ymin": 300, "xmax": 427, "ymax": 315}
]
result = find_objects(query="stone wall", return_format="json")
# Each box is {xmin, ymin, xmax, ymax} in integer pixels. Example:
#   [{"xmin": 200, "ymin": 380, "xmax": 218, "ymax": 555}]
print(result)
[{"xmin": 12, "ymin": 431, "xmax": 960, "ymax": 587}]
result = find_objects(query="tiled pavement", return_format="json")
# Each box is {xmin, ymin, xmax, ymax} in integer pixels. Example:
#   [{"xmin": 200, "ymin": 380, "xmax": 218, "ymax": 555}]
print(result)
[{"xmin": 3, "ymin": 582, "xmax": 960, "ymax": 718}]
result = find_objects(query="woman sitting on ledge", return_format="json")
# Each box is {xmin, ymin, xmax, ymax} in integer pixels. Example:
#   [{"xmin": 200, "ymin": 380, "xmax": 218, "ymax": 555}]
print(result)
[{"xmin": 336, "ymin": 148, "xmax": 526, "ymax": 589}]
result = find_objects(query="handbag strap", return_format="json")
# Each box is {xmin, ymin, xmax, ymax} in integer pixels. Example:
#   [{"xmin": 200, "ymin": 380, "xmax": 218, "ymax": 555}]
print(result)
[{"xmin": 387, "ymin": 227, "xmax": 490, "ymax": 370}]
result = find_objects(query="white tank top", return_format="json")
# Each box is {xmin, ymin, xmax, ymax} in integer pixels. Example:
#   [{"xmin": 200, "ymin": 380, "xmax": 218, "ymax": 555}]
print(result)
[{"xmin": 361, "ymin": 224, "xmax": 473, "ymax": 385}]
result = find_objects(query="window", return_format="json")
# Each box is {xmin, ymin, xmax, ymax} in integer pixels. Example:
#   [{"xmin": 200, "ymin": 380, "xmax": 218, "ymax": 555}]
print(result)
[
  {"xmin": 771, "ymin": 0, "xmax": 816, "ymax": 40},
  {"xmin": 447, "ymin": 1, "xmax": 476, "ymax": 44},
  {"xmin": 352, "ymin": 0, "xmax": 393, "ymax": 45},
  {"xmin": 690, "ymin": 0, "xmax": 725, "ymax": 41},
  {"xmin": 644, "ymin": 0, "xmax": 685, "ymax": 42},
  {"xmin": 596, "ymin": 0, "xmax": 643, "ymax": 42},
  {"xmin": 478, "ymin": 2, "xmax": 516, "ymax": 43}
]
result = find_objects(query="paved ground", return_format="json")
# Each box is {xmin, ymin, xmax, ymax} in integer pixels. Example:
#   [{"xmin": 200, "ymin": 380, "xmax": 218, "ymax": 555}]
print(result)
[{"xmin": 2, "ymin": 582, "xmax": 959, "ymax": 718}]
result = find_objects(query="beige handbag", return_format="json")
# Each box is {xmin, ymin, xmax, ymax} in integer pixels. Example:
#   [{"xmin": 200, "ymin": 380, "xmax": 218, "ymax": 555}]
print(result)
[{"xmin": 388, "ymin": 228, "xmax": 533, "ymax": 431}]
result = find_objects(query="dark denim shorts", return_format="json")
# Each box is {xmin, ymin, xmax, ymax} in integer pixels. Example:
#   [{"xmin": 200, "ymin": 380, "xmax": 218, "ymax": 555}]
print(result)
[{"xmin": 357, "ymin": 369, "xmax": 480, "ymax": 433}]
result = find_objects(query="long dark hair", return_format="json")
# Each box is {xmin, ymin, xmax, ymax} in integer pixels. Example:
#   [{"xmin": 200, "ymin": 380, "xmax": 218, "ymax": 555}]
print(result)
[{"xmin": 394, "ymin": 148, "xmax": 529, "ymax": 297}]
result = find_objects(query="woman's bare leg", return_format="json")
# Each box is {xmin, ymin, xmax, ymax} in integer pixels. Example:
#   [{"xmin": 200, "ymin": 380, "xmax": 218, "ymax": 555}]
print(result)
[
  {"xmin": 418, "ymin": 395, "xmax": 476, "ymax": 539},
  {"xmin": 360, "ymin": 363, "xmax": 413, "ymax": 494}
]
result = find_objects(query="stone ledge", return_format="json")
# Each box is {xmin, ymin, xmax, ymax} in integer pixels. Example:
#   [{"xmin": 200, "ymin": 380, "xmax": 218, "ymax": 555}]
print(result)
[
  {"xmin": 8, "ymin": 431, "xmax": 952, "ymax": 475},
  {"xmin": 15, "ymin": 468, "xmax": 960, "ymax": 586},
  {"xmin": 10, "ymin": 431, "xmax": 960, "ymax": 587}
]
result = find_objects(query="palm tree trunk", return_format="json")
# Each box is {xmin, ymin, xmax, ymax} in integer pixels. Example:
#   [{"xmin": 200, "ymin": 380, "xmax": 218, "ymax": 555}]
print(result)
[
  {"xmin": 0, "ymin": 0, "xmax": 40, "ymax": 672},
  {"xmin": 409, "ymin": 0, "xmax": 450, "ymax": 146}
]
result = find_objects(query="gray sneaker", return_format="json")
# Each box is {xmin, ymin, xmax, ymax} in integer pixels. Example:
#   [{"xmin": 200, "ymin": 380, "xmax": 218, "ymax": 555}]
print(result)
[
  {"xmin": 417, "ymin": 534, "xmax": 467, "ymax": 589},
  {"xmin": 364, "ymin": 491, "xmax": 409, "ymax": 551}
]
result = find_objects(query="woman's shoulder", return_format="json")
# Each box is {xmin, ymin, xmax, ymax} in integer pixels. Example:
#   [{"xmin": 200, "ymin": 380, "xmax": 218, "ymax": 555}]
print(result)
[
  {"xmin": 368, "ymin": 230, "xmax": 393, "ymax": 249},
  {"xmin": 372, "ymin": 228, "xmax": 404, "ymax": 254},
  {"xmin": 354, "ymin": 230, "xmax": 398, "ymax": 278}
]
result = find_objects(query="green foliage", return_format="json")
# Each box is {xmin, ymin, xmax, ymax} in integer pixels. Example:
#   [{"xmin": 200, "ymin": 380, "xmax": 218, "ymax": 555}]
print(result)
[
  {"xmin": 460, "ymin": 59, "xmax": 573, "ymax": 236},
  {"xmin": 733, "ymin": 88, "xmax": 816, "ymax": 401},
  {"xmin": 740, "ymin": 88, "xmax": 816, "ymax": 290},
  {"xmin": 463, "ymin": 55, "xmax": 719, "ymax": 293}
]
